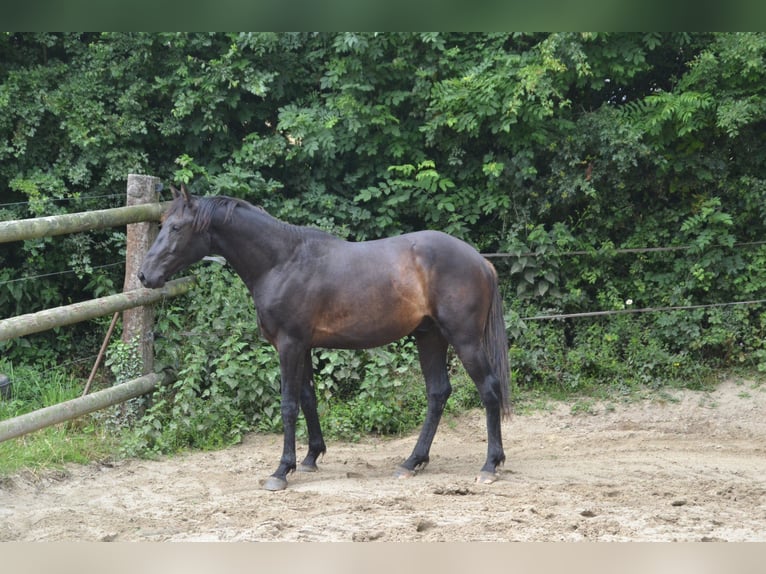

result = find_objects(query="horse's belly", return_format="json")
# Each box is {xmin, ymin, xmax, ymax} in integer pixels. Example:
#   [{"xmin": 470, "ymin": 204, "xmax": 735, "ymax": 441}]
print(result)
[
  {"xmin": 311, "ymin": 301, "xmax": 425, "ymax": 349},
  {"xmin": 308, "ymin": 244, "xmax": 431, "ymax": 348}
]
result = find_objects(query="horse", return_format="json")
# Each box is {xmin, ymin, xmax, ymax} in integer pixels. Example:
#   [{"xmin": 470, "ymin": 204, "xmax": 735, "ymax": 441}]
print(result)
[{"xmin": 138, "ymin": 184, "xmax": 511, "ymax": 491}]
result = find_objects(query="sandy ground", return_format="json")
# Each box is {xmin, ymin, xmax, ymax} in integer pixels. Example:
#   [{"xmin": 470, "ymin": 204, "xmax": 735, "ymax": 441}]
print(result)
[{"xmin": 1, "ymin": 378, "xmax": 765, "ymax": 542}]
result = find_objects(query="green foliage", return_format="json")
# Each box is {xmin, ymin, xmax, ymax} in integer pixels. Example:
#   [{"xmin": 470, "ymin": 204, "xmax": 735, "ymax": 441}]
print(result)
[
  {"xmin": 313, "ymin": 340, "xmax": 422, "ymax": 438},
  {"xmin": 0, "ymin": 422, "xmax": 115, "ymax": 477},
  {"xmin": 502, "ymin": 222, "xmax": 575, "ymax": 300},
  {"xmin": 0, "ymin": 360, "xmax": 116, "ymax": 476},
  {"xmin": 5, "ymin": 33, "xmax": 766, "ymax": 455},
  {"xmin": 105, "ymin": 337, "xmax": 142, "ymax": 384},
  {"xmin": 510, "ymin": 313, "xmax": 713, "ymax": 397},
  {"xmin": 0, "ymin": 361, "xmax": 80, "ymax": 418}
]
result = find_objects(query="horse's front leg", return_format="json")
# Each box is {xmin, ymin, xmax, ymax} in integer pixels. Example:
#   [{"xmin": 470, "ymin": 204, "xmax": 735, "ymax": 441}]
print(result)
[{"xmin": 263, "ymin": 342, "xmax": 309, "ymax": 491}]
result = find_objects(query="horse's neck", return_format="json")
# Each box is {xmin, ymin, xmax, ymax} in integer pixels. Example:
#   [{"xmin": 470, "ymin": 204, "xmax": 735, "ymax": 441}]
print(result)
[{"xmin": 210, "ymin": 207, "xmax": 302, "ymax": 289}]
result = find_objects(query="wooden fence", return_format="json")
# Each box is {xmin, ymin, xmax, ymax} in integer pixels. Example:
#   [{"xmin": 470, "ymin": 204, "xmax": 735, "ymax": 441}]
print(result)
[{"xmin": 0, "ymin": 174, "xmax": 194, "ymax": 442}]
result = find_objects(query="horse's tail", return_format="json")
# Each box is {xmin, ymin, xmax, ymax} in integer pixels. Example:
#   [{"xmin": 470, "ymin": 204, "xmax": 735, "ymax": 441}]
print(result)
[{"xmin": 484, "ymin": 264, "xmax": 512, "ymax": 418}]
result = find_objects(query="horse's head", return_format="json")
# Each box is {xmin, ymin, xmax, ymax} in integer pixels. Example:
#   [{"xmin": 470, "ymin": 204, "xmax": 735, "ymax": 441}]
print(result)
[{"xmin": 138, "ymin": 184, "xmax": 212, "ymax": 288}]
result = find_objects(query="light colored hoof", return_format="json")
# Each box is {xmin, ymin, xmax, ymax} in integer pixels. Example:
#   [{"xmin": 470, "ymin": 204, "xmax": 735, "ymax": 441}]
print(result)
[
  {"xmin": 297, "ymin": 463, "xmax": 318, "ymax": 473},
  {"xmin": 263, "ymin": 476, "xmax": 289, "ymax": 491},
  {"xmin": 475, "ymin": 471, "xmax": 498, "ymax": 485},
  {"xmin": 394, "ymin": 466, "xmax": 416, "ymax": 479},
  {"xmin": 394, "ymin": 461, "xmax": 427, "ymax": 479}
]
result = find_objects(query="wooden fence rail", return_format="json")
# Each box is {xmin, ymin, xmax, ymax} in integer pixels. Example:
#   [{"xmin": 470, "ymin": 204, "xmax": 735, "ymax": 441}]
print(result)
[
  {"xmin": 0, "ymin": 371, "xmax": 176, "ymax": 443},
  {"xmin": 0, "ymin": 277, "xmax": 194, "ymax": 342},
  {"xmin": 0, "ymin": 202, "xmax": 169, "ymax": 244}
]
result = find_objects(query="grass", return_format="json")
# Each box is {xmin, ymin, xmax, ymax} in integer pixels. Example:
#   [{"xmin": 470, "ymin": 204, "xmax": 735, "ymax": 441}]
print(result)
[
  {"xmin": 0, "ymin": 362, "xmax": 81, "ymax": 416},
  {"xmin": 0, "ymin": 424, "xmax": 116, "ymax": 477},
  {"xmin": 0, "ymin": 361, "xmax": 119, "ymax": 477}
]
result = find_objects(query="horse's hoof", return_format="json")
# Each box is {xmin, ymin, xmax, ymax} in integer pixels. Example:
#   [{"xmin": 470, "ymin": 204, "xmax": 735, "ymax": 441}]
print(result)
[
  {"xmin": 297, "ymin": 463, "xmax": 318, "ymax": 473},
  {"xmin": 263, "ymin": 476, "xmax": 289, "ymax": 491},
  {"xmin": 475, "ymin": 471, "xmax": 498, "ymax": 485},
  {"xmin": 394, "ymin": 466, "xmax": 416, "ymax": 479}
]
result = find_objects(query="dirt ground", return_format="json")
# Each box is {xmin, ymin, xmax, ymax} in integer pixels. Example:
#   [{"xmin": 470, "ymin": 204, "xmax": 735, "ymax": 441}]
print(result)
[{"xmin": 1, "ymin": 378, "xmax": 765, "ymax": 542}]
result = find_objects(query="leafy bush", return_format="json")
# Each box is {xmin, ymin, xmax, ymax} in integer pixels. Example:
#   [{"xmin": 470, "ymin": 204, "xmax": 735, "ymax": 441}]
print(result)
[
  {"xmin": 6, "ymin": 33, "xmax": 766, "ymax": 458},
  {"xmin": 313, "ymin": 342, "xmax": 424, "ymax": 439},
  {"xmin": 119, "ymin": 263, "xmax": 276, "ymax": 455},
  {"xmin": 509, "ymin": 312, "xmax": 713, "ymax": 398}
]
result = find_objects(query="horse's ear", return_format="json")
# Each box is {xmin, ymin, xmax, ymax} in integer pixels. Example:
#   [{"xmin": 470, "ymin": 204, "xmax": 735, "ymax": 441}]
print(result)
[{"xmin": 180, "ymin": 183, "xmax": 191, "ymax": 202}]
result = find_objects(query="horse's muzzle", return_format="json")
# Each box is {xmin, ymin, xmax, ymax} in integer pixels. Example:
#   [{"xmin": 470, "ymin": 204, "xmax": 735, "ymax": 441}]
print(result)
[{"xmin": 137, "ymin": 270, "xmax": 164, "ymax": 289}]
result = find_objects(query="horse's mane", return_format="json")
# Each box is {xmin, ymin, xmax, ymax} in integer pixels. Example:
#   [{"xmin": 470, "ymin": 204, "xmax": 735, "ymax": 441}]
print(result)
[
  {"xmin": 191, "ymin": 196, "xmax": 252, "ymax": 232},
  {"xmin": 164, "ymin": 195, "xmax": 336, "ymax": 240},
  {"xmin": 162, "ymin": 195, "xmax": 261, "ymax": 232}
]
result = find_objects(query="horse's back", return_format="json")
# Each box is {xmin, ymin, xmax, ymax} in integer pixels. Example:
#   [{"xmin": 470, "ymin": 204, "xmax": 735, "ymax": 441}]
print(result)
[
  {"xmin": 348, "ymin": 229, "xmax": 494, "ymax": 290},
  {"xmin": 405, "ymin": 229, "xmax": 488, "ymax": 265}
]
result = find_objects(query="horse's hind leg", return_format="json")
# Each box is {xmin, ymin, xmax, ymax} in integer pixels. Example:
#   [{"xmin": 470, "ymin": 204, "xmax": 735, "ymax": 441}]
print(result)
[
  {"xmin": 396, "ymin": 327, "xmax": 451, "ymax": 478},
  {"xmin": 452, "ymin": 340, "xmax": 505, "ymax": 483},
  {"xmin": 299, "ymin": 352, "xmax": 327, "ymax": 472}
]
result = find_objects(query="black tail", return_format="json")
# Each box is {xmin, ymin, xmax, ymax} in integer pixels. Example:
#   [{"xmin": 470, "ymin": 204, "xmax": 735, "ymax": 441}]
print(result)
[{"xmin": 483, "ymin": 269, "xmax": 511, "ymax": 417}]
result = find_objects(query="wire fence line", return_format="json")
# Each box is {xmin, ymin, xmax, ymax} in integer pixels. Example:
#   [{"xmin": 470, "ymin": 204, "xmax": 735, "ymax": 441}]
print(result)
[
  {"xmin": 519, "ymin": 298, "xmax": 766, "ymax": 322},
  {"xmin": 0, "ymin": 262, "xmax": 123, "ymax": 287},
  {"xmin": 483, "ymin": 240, "xmax": 766, "ymax": 259},
  {"xmin": 0, "ymin": 193, "xmax": 124, "ymax": 211}
]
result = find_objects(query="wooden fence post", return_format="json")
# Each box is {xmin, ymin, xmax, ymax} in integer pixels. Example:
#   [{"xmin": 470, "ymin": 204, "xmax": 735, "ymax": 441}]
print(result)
[{"xmin": 122, "ymin": 174, "xmax": 161, "ymax": 375}]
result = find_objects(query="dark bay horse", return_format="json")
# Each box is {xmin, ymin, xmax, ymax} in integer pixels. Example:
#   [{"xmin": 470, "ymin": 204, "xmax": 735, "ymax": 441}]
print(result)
[{"xmin": 138, "ymin": 185, "xmax": 511, "ymax": 491}]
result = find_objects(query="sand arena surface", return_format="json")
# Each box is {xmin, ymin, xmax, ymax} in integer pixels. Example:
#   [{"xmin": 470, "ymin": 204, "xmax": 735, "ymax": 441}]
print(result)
[{"xmin": 2, "ymin": 378, "xmax": 765, "ymax": 541}]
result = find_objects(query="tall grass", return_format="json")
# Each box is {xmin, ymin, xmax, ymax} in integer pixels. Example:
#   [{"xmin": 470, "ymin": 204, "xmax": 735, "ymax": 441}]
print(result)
[{"xmin": 0, "ymin": 361, "xmax": 117, "ymax": 477}]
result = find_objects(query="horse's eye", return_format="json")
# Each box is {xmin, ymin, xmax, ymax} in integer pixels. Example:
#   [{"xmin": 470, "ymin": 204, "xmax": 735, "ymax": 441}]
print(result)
[{"xmin": 171, "ymin": 224, "xmax": 181, "ymax": 232}]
